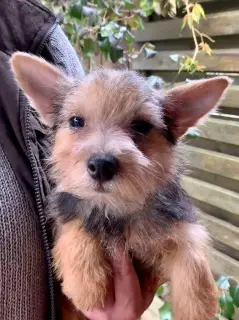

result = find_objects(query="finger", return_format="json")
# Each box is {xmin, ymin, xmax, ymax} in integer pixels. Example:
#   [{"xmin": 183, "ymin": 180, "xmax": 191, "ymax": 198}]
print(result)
[{"xmin": 111, "ymin": 248, "xmax": 141, "ymax": 304}]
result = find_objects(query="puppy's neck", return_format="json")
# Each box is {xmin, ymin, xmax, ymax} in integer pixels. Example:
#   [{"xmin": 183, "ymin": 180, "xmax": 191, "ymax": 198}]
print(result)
[{"xmin": 49, "ymin": 179, "xmax": 196, "ymax": 241}]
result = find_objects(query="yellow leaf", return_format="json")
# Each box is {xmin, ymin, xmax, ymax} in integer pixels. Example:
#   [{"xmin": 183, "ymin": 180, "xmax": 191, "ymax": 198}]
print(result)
[
  {"xmin": 181, "ymin": 14, "xmax": 188, "ymax": 30},
  {"xmin": 199, "ymin": 42, "xmax": 212, "ymax": 55},
  {"xmin": 197, "ymin": 64, "xmax": 206, "ymax": 72}
]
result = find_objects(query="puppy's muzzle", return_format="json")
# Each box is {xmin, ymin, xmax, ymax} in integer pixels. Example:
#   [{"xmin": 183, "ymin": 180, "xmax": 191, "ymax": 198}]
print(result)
[{"xmin": 87, "ymin": 154, "xmax": 119, "ymax": 182}]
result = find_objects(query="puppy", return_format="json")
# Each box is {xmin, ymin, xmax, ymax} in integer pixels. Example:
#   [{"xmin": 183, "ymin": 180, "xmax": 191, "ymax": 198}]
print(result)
[{"xmin": 11, "ymin": 52, "xmax": 231, "ymax": 320}]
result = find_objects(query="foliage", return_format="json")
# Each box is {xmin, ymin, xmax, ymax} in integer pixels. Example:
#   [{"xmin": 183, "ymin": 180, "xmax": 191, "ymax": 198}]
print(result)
[
  {"xmin": 43, "ymin": 0, "xmax": 161, "ymax": 69},
  {"xmin": 42, "ymin": 0, "xmax": 213, "ymax": 73},
  {"xmin": 156, "ymin": 276, "xmax": 239, "ymax": 320},
  {"xmin": 179, "ymin": 0, "xmax": 214, "ymax": 73}
]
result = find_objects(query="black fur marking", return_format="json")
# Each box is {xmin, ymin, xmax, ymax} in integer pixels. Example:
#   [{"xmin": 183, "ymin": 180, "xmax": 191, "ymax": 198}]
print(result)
[
  {"xmin": 151, "ymin": 180, "xmax": 197, "ymax": 224},
  {"xmin": 53, "ymin": 192, "xmax": 83, "ymax": 222},
  {"xmin": 162, "ymin": 115, "xmax": 176, "ymax": 145},
  {"xmin": 83, "ymin": 208, "xmax": 129, "ymax": 238}
]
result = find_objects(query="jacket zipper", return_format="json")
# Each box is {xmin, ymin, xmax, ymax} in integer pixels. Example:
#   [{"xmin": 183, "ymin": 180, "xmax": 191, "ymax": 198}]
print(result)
[
  {"xmin": 25, "ymin": 19, "xmax": 61, "ymax": 319},
  {"xmin": 25, "ymin": 106, "xmax": 56, "ymax": 320}
]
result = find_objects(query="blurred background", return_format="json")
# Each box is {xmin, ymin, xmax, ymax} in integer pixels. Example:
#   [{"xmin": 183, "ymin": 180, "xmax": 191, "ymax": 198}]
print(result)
[{"xmin": 41, "ymin": 1, "xmax": 239, "ymax": 319}]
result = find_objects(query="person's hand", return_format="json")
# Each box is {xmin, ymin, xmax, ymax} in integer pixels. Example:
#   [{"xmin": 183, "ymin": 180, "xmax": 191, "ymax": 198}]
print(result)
[{"xmin": 81, "ymin": 248, "xmax": 158, "ymax": 320}]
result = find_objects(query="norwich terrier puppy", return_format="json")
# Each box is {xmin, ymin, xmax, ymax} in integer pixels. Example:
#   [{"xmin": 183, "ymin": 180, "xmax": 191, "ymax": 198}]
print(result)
[{"xmin": 11, "ymin": 52, "xmax": 231, "ymax": 320}]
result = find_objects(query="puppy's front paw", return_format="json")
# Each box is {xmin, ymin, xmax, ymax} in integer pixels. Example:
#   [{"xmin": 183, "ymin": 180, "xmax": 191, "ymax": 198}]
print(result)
[
  {"xmin": 62, "ymin": 261, "xmax": 109, "ymax": 311},
  {"xmin": 52, "ymin": 221, "xmax": 111, "ymax": 311}
]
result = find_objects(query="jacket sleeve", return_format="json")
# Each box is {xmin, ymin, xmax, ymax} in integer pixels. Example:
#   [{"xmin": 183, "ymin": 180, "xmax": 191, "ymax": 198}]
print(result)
[{"xmin": 40, "ymin": 24, "xmax": 85, "ymax": 79}]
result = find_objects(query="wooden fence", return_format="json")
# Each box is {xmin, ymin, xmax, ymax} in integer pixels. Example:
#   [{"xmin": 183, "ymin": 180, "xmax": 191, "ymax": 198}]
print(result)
[{"xmin": 133, "ymin": 0, "xmax": 239, "ymax": 279}]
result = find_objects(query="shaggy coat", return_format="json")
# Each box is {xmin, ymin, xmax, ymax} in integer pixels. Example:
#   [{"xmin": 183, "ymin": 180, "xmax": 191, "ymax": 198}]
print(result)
[{"xmin": 11, "ymin": 52, "xmax": 232, "ymax": 320}]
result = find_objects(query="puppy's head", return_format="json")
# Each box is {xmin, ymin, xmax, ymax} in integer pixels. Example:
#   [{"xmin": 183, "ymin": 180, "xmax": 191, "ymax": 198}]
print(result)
[{"xmin": 11, "ymin": 53, "xmax": 231, "ymax": 213}]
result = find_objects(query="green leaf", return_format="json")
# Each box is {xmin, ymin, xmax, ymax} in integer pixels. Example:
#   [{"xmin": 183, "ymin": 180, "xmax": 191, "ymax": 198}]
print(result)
[
  {"xmin": 159, "ymin": 301, "xmax": 172, "ymax": 320},
  {"xmin": 156, "ymin": 284, "xmax": 164, "ymax": 296},
  {"xmin": 98, "ymin": 38, "xmax": 110, "ymax": 56},
  {"xmin": 124, "ymin": 30, "xmax": 135, "ymax": 44},
  {"xmin": 181, "ymin": 14, "xmax": 188, "ymax": 30},
  {"xmin": 114, "ymin": 26, "xmax": 127, "ymax": 40},
  {"xmin": 129, "ymin": 15, "xmax": 144, "ymax": 31},
  {"xmin": 100, "ymin": 21, "xmax": 119, "ymax": 37},
  {"xmin": 145, "ymin": 42, "xmax": 155, "ymax": 50},
  {"xmin": 109, "ymin": 45, "xmax": 124, "ymax": 63},
  {"xmin": 96, "ymin": 0, "xmax": 109, "ymax": 8},
  {"xmin": 144, "ymin": 47, "xmax": 157, "ymax": 59},
  {"xmin": 153, "ymin": 0, "xmax": 161, "ymax": 15},
  {"xmin": 69, "ymin": 3, "xmax": 83, "ymax": 19},
  {"xmin": 229, "ymin": 285, "xmax": 239, "ymax": 307},
  {"xmin": 196, "ymin": 3, "xmax": 206, "ymax": 19},
  {"xmin": 217, "ymin": 276, "xmax": 230, "ymax": 290},
  {"xmin": 219, "ymin": 294, "xmax": 235, "ymax": 319},
  {"xmin": 192, "ymin": 4, "xmax": 201, "ymax": 24},
  {"xmin": 125, "ymin": 0, "xmax": 135, "ymax": 10}
]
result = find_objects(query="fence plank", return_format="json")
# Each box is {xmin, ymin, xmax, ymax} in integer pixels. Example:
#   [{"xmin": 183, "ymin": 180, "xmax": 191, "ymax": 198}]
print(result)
[
  {"xmin": 200, "ymin": 212, "xmax": 239, "ymax": 260},
  {"xmin": 182, "ymin": 176, "xmax": 239, "ymax": 225},
  {"xmin": 135, "ymin": 11, "xmax": 239, "ymax": 42},
  {"xmin": 209, "ymin": 249, "xmax": 239, "ymax": 278},
  {"xmin": 224, "ymin": 86, "xmax": 239, "ymax": 108},
  {"xmin": 198, "ymin": 118, "xmax": 239, "ymax": 146},
  {"xmin": 132, "ymin": 49, "xmax": 239, "ymax": 72},
  {"xmin": 185, "ymin": 146, "xmax": 239, "ymax": 181}
]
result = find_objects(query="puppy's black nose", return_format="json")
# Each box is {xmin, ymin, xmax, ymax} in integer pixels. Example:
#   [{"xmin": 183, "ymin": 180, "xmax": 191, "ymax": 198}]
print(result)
[{"xmin": 87, "ymin": 154, "xmax": 119, "ymax": 182}]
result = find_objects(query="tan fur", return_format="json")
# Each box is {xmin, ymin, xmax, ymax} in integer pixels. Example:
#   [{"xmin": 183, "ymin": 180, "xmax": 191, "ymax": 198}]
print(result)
[
  {"xmin": 161, "ymin": 223, "xmax": 218, "ymax": 320},
  {"xmin": 53, "ymin": 220, "xmax": 111, "ymax": 311},
  {"xmin": 50, "ymin": 70, "xmax": 173, "ymax": 214},
  {"xmin": 10, "ymin": 53, "xmax": 232, "ymax": 320}
]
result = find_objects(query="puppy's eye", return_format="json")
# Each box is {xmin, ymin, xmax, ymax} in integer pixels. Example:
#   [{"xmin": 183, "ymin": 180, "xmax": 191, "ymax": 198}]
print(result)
[
  {"xmin": 131, "ymin": 119, "xmax": 153, "ymax": 135},
  {"xmin": 69, "ymin": 116, "xmax": 85, "ymax": 129}
]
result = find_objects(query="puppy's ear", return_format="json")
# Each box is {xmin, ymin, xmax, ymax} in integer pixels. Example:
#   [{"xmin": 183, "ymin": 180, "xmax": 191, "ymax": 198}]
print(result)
[
  {"xmin": 10, "ymin": 52, "xmax": 72, "ymax": 125},
  {"xmin": 164, "ymin": 76, "xmax": 232, "ymax": 139}
]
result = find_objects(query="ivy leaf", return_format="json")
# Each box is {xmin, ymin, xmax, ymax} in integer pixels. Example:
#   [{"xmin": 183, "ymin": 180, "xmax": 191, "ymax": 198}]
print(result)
[
  {"xmin": 114, "ymin": 26, "xmax": 127, "ymax": 40},
  {"xmin": 98, "ymin": 38, "xmax": 110, "ymax": 57},
  {"xmin": 159, "ymin": 301, "xmax": 172, "ymax": 320},
  {"xmin": 96, "ymin": 0, "xmax": 109, "ymax": 8},
  {"xmin": 69, "ymin": 2, "xmax": 83, "ymax": 19},
  {"xmin": 219, "ymin": 295, "xmax": 235, "ymax": 319},
  {"xmin": 144, "ymin": 48, "xmax": 157, "ymax": 59},
  {"xmin": 217, "ymin": 276, "xmax": 230, "ymax": 290},
  {"xmin": 229, "ymin": 285, "xmax": 239, "ymax": 307},
  {"xmin": 124, "ymin": 30, "xmax": 135, "ymax": 44},
  {"xmin": 125, "ymin": 0, "xmax": 135, "ymax": 10},
  {"xmin": 109, "ymin": 45, "xmax": 124, "ymax": 63},
  {"xmin": 100, "ymin": 21, "xmax": 119, "ymax": 37},
  {"xmin": 129, "ymin": 15, "xmax": 144, "ymax": 30}
]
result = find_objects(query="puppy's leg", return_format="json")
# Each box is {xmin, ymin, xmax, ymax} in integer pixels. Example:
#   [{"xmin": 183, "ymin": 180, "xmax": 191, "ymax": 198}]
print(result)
[
  {"xmin": 52, "ymin": 220, "xmax": 111, "ymax": 311},
  {"xmin": 162, "ymin": 223, "xmax": 218, "ymax": 320}
]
